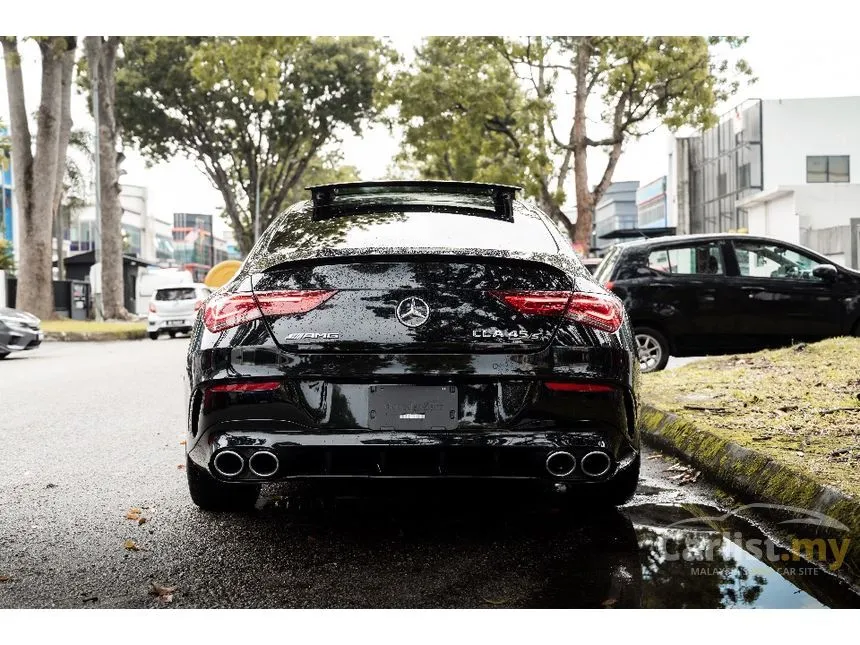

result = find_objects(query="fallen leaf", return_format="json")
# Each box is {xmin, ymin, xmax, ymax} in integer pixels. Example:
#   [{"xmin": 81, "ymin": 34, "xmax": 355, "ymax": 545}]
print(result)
[
  {"xmin": 602, "ymin": 598, "xmax": 618, "ymax": 607},
  {"xmin": 0, "ymin": 575, "xmax": 10, "ymax": 583},
  {"xmin": 123, "ymin": 539, "xmax": 141, "ymax": 551},
  {"xmin": 138, "ymin": 517, "xmax": 147, "ymax": 526},
  {"xmin": 45, "ymin": 483, "xmax": 57, "ymax": 489},
  {"xmin": 149, "ymin": 581, "xmax": 177, "ymax": 604},
  {"xmin": 177, "ymin": 464, "xmax": 185, "ymax": 470},
  {"xmin": 82, "ymin": 596, "xmax": 98, "ymax": 604},
  {"xmin": 179, "ymin": 440, "xmax": 187, "ymax": 446}
]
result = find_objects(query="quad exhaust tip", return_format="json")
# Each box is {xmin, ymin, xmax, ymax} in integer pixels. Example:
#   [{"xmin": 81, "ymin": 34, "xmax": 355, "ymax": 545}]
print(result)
[
  {"xmin": 545, "ymin": 451, "xmax": 576, "ymax": 478},
  {"xmin": 580, "ymin": 451, "xmax": 612, "ymax": 478},
  {"xmin": 212, "ymin": 450, "xmax": 244, "ymax": 477},
  {"xmin": 248, "ymin": 450, "xmax": 280, "ymax": 478}
]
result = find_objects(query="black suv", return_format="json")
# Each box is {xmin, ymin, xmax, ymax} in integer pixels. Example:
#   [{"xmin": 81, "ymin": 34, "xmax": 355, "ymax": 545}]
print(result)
[{"xmin": 594, "ymin": 233, "xmax": 860, "ymax": 372}]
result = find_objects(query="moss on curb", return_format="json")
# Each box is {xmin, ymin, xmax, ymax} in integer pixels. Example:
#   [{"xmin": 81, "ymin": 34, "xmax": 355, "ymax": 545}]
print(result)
[
  {"xmin": 44, "ymin": 330, "xmax": 147, "ymax": 342},
  {"xmin": 641, "ymin": 404, "xmax": 860, "ymax": 579}
]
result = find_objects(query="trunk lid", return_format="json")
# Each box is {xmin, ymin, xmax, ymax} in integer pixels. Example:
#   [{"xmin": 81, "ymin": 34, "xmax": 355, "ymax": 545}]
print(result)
[{"xmin": 251, "ymin": 257, "xmax": 574, "ymax": 354}]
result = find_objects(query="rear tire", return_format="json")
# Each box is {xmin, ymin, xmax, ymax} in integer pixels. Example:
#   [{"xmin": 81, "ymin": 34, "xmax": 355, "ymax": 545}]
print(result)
[
  {"xmin": 168, "ymin": 330, "xmax": 177, "ymax": 339},
  {"xmin": 634, "ymin": 327, "xmax": 670, "ymax": 373},
  {"xmin": 186, "ymin": 456, "xmax": 261, "ymax": 512},
  {"xmin": 0, "ymin": 351, "xmax": 8, "ymax": 360},
  {"xmin": 148, "ymin": 332, "xmax": 159, "ymax": 340}
]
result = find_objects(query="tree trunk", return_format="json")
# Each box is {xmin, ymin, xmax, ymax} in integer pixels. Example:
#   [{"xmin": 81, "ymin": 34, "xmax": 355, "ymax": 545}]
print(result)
[
  {"xmin": 1, "ymin": 37, "xmax": 75, "ymax": 319},
  {"xmin": 52, "ymin": 43, "xmax": 76, "ymax": 286},
  {"xmin": 572, "ymin": 37, "xmax": 595, "ymax": 255},
  {"xmin": 86, "ymin": 37, "xmax": 127, "ymax": 320}
]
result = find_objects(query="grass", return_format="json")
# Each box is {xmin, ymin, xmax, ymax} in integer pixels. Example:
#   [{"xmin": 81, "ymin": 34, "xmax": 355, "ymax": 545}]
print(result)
[
  {"xmin": 643, "ymin": 337, "xmax": 860, "ymax": 500},
  {"xmin": 41, "ymin": 319, "xmax": 147, "ymax": 333}
]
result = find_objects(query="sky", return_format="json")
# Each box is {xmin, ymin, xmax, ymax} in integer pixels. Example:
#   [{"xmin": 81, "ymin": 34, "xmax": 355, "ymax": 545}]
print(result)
[{"xmin": 3, "ymin": 33, "xmax": 860, "ymax": 238}]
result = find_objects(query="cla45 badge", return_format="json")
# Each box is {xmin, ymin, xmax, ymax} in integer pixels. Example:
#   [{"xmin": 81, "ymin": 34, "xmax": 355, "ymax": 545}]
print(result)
[{"xmin": 472, "ymin": 329, "xmax": 542, "ymax": 339}]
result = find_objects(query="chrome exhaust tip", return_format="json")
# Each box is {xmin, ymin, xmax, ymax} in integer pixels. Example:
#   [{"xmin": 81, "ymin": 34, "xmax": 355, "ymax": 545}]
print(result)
[
  {"xmin": 248, "ymin": 450, "xmax": 280, "ymax": 478},
  {"xmin": 212, "ymin": 450, "xmax": 245, "ymax": 478},
  {"xmin": 545, "ymin": 451, "xmax": 576, "ymax": 478},
  {"xmin": 580, "ymin": 451, "xmax": 612, "ymax": 478}
]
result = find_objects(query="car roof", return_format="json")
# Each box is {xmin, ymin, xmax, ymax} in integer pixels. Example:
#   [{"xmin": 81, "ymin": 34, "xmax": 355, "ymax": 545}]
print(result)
[{"xmin": 612, "ymin": 232, "xmax": 792, "ymax": 250}]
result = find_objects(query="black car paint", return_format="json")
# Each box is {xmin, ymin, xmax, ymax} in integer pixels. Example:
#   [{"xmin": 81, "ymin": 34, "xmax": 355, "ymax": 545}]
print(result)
[
  {"xmin": 601, "ymin": 233, "xmax": 860, "ymax": 356},
  {"xmin": 184, "ymin": 195, "xmax": 639, "ymax": 490}
]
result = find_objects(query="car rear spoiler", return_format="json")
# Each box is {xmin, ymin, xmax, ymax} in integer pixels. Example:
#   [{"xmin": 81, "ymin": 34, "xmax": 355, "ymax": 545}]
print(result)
[{"xmin": 307, "ymin": 180, "xmax": 522, "ymax": 223}]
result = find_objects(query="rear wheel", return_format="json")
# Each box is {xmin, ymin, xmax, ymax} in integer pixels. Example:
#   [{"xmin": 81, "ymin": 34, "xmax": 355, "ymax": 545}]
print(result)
[
  {"xmin": 186, "ymin": 456, "xmax": 260, "ymax": 511},
  {"xmin": 635, "ymin": 327, "xmax": 670, "ymax": 373},
  {"xmin": 0, "ymin": 351, "xmax": 8, "ymax": 360},
  {"xmin": 148, "ymin": 332, "xmax": 159, "ymax": 340},
  {"xmin": 168, "ymin": 330, "xmax": 177, "ymax": 339}
]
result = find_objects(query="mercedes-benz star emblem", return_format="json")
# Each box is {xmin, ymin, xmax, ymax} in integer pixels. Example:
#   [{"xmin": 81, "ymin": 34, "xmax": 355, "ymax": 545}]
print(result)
[{"xmin": 395, "ymin": 296, "xmax": 430, "ymax": 328}]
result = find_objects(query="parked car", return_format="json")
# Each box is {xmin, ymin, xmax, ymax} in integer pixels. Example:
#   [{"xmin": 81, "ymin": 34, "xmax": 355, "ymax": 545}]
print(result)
[
  {"xmin": 0, "ymin": 307, "xmax": 43, "ymax": 359},
  {"xmin": 580, "ymin": 257, "xmax": 603, "ymax": 275},
  {"xmin": 594, "ymin": 233, "xmax": 860, "ymax": 373},
  {"xmin": 147, "ymin": 283, "xmax": 211, "ymax": 340},
  {"xmin": 183, "ymin": 180, "xmax": 641, "ymax": 511}
]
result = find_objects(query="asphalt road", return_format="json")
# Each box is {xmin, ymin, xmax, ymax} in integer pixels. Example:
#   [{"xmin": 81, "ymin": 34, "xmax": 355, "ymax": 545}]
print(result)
[{"xmin": 1, "ymin": 340, "xmax": 858, "ymax": 608}]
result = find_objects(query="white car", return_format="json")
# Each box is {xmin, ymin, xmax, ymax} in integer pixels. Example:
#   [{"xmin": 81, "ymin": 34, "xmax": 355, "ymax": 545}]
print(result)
[{"xmin": 147, "ymin": 283, "xmax": 211, "ymax": 340}]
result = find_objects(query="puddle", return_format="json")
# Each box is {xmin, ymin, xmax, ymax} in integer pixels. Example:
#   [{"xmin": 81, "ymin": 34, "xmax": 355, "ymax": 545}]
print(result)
[
  {"xmin": 626, "ymin": 503, "xmax": 860, "ymax": 609},
  {"xmin": 248, "ymin": 483, "xmax": 860, "ymax": 608}
]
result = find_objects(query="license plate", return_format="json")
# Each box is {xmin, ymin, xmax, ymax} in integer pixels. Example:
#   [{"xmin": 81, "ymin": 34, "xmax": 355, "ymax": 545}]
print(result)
[
  {"xmin": 166, "ymin": 320, "xmax": 184, "ymax": 327},
  {"xmin": 367, "ymin": 385, "xmax": 458, "ymax": 431}
]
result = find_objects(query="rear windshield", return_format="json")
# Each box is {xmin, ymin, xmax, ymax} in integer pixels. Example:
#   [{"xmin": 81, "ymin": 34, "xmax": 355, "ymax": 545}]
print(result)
[
  {"xmin": 154, "ymin": 288, "xmax": 197, "ymax": 301},
  {"xmin": 265, "ymin": 206, "xmax": 560, "ymax": 256},
  {"xmin": 593, "ymin": 246, "xmax": 621, "ymax": 283}
]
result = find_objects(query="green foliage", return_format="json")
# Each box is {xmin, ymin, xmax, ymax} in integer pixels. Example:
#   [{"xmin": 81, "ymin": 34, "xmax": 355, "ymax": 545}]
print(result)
[
  {"xmin": 0, "ymin": 117, "xmax": 9, "ymax": 172},
  {"xmin": 385, "ymin": 37, "xmax": 549, "ymax": 200},
  {"xmin": 0, "ymin": 239, "xmax": 14, "ymax": 273},
  {"xmin": 113, "ymin": 37, "xmax": 394, "ymax": 253},
  {"xmin": 389, "ymin": 36, "xmax": 753, "ymax": 246}
]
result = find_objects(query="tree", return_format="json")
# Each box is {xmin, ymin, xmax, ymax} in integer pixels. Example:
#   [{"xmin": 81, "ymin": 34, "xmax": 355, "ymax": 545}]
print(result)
[
  {"xmin": 114, "ymin": 37, "xmax": 393, "ymax": 255},
  {"xmin": 391, "ymin": 37, "xmax": 752, "ymax": 253},
  {"xmin": 386, "ymin": 37, "xmax": 550, "ymax": 205},
  {"xmin": 84, "ymin": 36, "xmax": 127, "ymax": 319},
  {"xmin": 498, "ymin": 37, "xmax": 753, "ymax": 253},
  {"xmin": 54, "ymin": 129, "xmax": 93, "ymax": 281},
  {"xmin": 1, "ymin": 36, "xmax": 77, "ymax": 318}
]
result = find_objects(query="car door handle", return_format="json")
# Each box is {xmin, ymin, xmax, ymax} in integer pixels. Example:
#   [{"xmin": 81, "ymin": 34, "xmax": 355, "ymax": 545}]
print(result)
[{"xmin": 741, "ymin": 286, "xmax": 765, "ymax": 298}]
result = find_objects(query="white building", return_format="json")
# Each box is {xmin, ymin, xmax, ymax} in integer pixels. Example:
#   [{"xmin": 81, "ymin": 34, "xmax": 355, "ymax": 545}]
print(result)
[
  {"xmin": 670, "ymin": 96, "xmax": 860, "ymax": 268},
  {"xmin": 69, "ymin": 183, "xmax": 174, "ymax": 265}
]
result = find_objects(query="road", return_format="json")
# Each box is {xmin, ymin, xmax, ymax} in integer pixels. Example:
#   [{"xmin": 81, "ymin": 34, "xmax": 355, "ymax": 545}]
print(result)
[{"xmin": 1, "ymin": 341, "xmax": 858, "ymax": 608}]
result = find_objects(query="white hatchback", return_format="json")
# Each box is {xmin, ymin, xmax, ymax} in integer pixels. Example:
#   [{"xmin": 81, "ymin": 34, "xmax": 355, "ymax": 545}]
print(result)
[{"xmin": 147, "ymin": 284, "xmax": 211, "ymax": 340}]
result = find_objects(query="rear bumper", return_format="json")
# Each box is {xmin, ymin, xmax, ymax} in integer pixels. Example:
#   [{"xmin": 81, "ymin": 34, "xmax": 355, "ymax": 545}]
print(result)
[
  {"xmin": 188, "ymin": 423, "xmax": 639, "ymax": 483},
  {"xmin": 147, "ymin": 314, "xmax": 195, "ymax": 333}
]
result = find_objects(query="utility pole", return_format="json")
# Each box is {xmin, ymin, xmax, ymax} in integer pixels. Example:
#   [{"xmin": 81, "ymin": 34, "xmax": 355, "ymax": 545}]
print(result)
[{"xmin": 92, "ymin": 57, "xmax": 103, "ymax": 321}]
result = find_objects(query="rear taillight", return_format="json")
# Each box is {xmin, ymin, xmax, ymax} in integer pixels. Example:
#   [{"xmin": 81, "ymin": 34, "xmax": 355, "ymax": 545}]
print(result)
[
  {"xmin": 202, "ymin": 290, "xmax": 337, "ymax": 333},
  {"xmin": 490, "ymin": 290, "xmax": 623, "ymax": 333},
  {"xmin": 208, "ymin": 380, "xmax": 281, "ymax": 393},
  {"xmin": 148, "ymin": 302, "xmax": 156, "ymax": 313},
  {"xmin": 564, "ymin": 293, "xmax": 624, "ymax": 333},
  {"xmin": 545, "ymin": 382, "xmax": 616, "ymax": 393}
]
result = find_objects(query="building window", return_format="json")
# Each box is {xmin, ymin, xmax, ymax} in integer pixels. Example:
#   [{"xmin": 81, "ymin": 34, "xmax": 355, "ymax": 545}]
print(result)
[{"xmin": 807, "ymin": 156, "xmax": 850, "ymax": 183}]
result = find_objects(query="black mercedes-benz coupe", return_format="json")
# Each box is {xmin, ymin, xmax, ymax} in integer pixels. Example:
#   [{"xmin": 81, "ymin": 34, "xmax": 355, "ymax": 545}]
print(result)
[{"xmin": 183, "ymin": 181, "xmax": 641, "ymax": 511}]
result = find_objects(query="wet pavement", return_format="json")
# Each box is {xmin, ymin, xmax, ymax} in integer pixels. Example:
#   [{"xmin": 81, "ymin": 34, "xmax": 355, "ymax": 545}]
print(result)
[{"xmin": 1, "ymin": 340, "xmax": 858, "ymax": 608}]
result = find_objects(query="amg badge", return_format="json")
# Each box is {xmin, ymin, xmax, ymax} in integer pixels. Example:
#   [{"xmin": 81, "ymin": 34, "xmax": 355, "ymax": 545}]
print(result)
[{"xmin": 285, "ymin": 332, "xmax": 341, "ymax": 340}]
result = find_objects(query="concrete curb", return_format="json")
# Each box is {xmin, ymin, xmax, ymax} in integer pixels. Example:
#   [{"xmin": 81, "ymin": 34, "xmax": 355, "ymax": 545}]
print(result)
[
  {"xmin": 43, "ymin": 330, "xmax": 147, "ymax": 342},
  {"xmin": 640, "ymin": 403, "xmax": 860, "ymax": 579}
]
